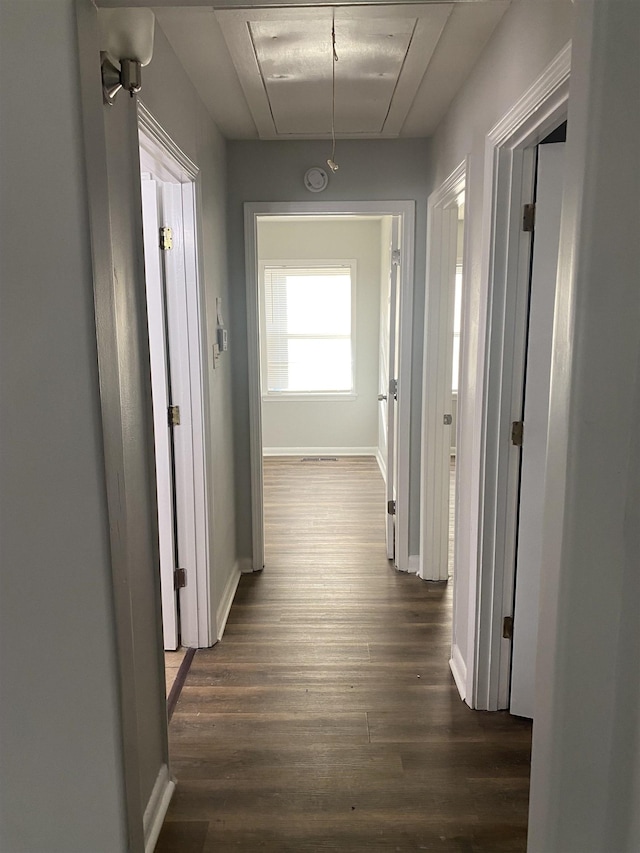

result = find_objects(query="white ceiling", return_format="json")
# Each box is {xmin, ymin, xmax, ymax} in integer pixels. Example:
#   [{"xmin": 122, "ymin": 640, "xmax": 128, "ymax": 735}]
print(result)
[{"xmin": 154, "ymin": 2, "xmax": 510, "ymax": 140}]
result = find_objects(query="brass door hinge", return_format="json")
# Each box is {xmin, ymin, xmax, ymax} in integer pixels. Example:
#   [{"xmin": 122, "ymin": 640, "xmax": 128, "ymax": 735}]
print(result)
[
  {"xmin": 174, "ymin": 568, "xmax": 187, "ymax": 590},
  {"xmin": 522, "ymin": 203, "xmax": 536, "ymax": 233},
  {"xmin": 511, "ymin": 421, "xmax": 524, "ymax": 447},
  {"xmin": 503, "ymin": 615, "xmax": 514, "ymax": 640},
  {"xmin": 168, "ymin": 405, "xmax": 181, "ymax": 427},
  {"xmin": 387, "ymin": 500, "xmax": 396, "ymax": 516},
  {"xmin": 160, "ymin": 226, "xmax": 173, "ymax": 251}
]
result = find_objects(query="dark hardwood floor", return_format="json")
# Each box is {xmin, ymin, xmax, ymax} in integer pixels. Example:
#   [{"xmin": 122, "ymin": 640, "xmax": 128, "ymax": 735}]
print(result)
[{"xmin": 156, "ymin": 457, "xmax": 531, "ymax": 853}]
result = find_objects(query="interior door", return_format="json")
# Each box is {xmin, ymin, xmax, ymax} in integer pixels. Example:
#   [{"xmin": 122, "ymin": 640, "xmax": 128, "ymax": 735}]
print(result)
[
  {"xmin": 510, "ymin": 141, "xmax": 566, "ymax": 718},
  {"xmin": 382, "ymin": 216, "xmax": 401, "ymax": 561},
  {"xmin": 141, "ymin": 177, "xmax": 179, "ymax": 651}
]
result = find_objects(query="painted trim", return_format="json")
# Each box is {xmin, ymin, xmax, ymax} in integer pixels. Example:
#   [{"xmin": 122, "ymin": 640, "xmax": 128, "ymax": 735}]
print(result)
[
  {"xmin": 216, "ymin": 562, "xmax": 242, "ymax": 641},
  {"xmin": 143, "ymin": 764, "xmax": 175, "ymax": 853},
  {"xmin": 244, "ymin": 205, "xmax": 266, "ymax": 571},
  {"xmin": 449, "ymin": 644, "xmax": 467, "ymax": 702},
  {"xmin": 244, "ymin": 201, "xmax": 415, "ymax": 574},
  {"xmin": 376, "ymin": 447, "xmax": 387, "ymax": 482},
  {"xmin": 263, "ymin": 446, "xmax": 378, "ymax": 457},
  {"xmin": 238, "ymin": 556, "xmax": 254, "ymax": 574},
  {"xmin": 420, "ymin": 159, "xmax": 467, "ymax": 583},
  {"xmin": 472, "ymin": 42, "xmax": 571, "ymax": 711},
  {"xmin": 138, "ymin": 111, "xmax": 214, "ymax": 650},
  {"xmin": 407, "ymin": 554, "xmax": 419, "ymax": 574},
  {"xmin": 137, "ymin": 102, "xmax": 199, "ymax": 180}
]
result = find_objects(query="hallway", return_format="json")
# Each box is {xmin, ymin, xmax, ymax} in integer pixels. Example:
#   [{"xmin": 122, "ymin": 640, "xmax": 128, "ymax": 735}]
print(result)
[{"xmin": 156, "ymin": 458, "xmax": 532, "ymax": 852}]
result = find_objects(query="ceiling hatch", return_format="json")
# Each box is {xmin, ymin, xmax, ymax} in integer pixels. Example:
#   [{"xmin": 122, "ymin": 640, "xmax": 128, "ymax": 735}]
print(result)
[{"xmin": 216, "ymin": 5, "xmax": 454, "ymax": 139}]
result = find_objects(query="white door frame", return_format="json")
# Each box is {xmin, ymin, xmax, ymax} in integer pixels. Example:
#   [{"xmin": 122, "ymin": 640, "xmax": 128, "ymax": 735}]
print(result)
[
  {"xmin": 420, "ymin": 160, "xmax": 468, "ymax": 583},
  {"xmin": 470, "ymin": 44, "xmax": 571, "ymax": 709},
  {"xmin": 244, "ymin": 200, "xmax": 415, "ymax": 572},
  {"xmin": 138, "ymin": 103, "xmax": 213, "ymax": 648}
]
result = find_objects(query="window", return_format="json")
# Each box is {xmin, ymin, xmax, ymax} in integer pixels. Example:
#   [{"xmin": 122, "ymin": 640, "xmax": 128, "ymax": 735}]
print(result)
[{"xmin": 260, "ymin": 262, "xmax": 355, "ymax": 397}]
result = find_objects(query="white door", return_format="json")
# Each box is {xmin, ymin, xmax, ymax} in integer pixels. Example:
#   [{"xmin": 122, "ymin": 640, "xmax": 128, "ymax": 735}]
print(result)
[
  {"xmin": 381, "ymin": 217, "xmax": 401, "ymax": 561},
  {"xmin": 141, "ymin": 177, "xmax": 179, "ymax": 651},
  {"xmin": 510, "ymin": 142, "xmax": 566, "ymax": 718}
]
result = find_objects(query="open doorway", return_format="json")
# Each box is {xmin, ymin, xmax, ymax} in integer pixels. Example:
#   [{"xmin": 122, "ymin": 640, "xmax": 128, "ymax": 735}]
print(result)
[
  {"xmin": 255, "ymin": 213, "xmax": 400, "ymax": 562},
  {"xmin": 245, "ymin": 201, "xmax": 415, "ymax": 574},
  {"xmin": 138, "ymin": 105, "xmax": 211, "ymax": 704}
]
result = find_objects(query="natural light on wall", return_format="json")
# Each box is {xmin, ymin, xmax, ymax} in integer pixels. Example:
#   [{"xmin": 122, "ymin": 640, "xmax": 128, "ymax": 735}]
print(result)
[{"xmin": 261, "ymin": 264, "xmax": 354, "ymax": 395}]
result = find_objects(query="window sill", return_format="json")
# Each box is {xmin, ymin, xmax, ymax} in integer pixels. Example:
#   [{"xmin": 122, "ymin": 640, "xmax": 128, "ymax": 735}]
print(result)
[{"xmin": 262, "ymin": 393, "xmax": 358, "ymax": 403}]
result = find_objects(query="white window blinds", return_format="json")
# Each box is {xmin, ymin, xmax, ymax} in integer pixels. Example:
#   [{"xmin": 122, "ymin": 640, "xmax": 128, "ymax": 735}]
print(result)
[{"xmin": 262, "ymin": 265, "xmax": 354, "ymax": 394}]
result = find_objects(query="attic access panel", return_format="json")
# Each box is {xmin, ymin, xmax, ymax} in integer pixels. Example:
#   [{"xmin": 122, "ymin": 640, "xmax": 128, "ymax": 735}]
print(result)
[{"xmin": 216, "ymin": 4, "xmax": 453, "ymax": 139}]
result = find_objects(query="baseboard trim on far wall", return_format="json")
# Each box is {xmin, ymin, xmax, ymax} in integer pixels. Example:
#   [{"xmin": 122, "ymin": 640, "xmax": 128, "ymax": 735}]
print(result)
[
  {"xmin": 143, "ymin": 763, "xmax": 175, "ymax": 853},
  {"xmin": 376, "ymin": 448, "xmax": 387, "ymax": 482},
  {"xmin": 263, "ymin": 446, "xmax": 378, "ymax": 457},
  {"xmin": 217, "ymin": 561, "xmax": 242, "ymax": 640}
]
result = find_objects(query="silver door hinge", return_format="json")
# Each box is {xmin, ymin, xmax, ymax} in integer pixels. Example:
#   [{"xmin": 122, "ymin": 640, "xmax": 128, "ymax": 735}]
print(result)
[
  {"xmin": 168, "ymin": 405, "xmax": 181, "ymax": 427},
  {"xmin": 503, "ymin": 615, "xmax": 514, "ymax": 640},
  {"xmin": 443, "ymin": 414, "xmax": 453, "ymax": 426},
  {"xmin": 160, "ymin": 226, "xmax": 173, "ymax": 250},
  {"xmin": 387, "ymin": 500, "xmax": 396, "ymax": 516},
  {"xmin": 522, "ymin": 203, "xmax": 536, "ymax": 233},
  {"xmin": 392, "ymin": 249, "xmax": 401, "ymax": 266},
  {"xmin": 174, "ymin": 568, "xmax": 187, "ymax": 589},
  {"xmin": 511, "ymin": 420, "xmax": 524, "ymax": 447},
  {"xmin": 389, "ymin": 378, "xmax": 398, "ymax": 400}
]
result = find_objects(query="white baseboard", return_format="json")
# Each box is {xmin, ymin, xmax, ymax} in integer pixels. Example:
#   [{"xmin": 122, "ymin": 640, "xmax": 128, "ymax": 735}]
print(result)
[
  {"xmin": 144, "ymin": 764, "xmax": 175, "ymax": 853},
  {"xmin": 407, "ymin": 554, "xmax": 419, "ymax": 574},
  {"xmin": 216, "ymin": 561, "xmax": 242, "ymax": 641},
  {"xmin": 375, "ymin": 447, "xmax": 387, "ymax": 482},
  {"xmin": 262, "ymin": 446, "xmax": 377, "ymax": 457},
  {"xmin": 449, "ymin": 644, "xmax": 467, "ymax": 703}
]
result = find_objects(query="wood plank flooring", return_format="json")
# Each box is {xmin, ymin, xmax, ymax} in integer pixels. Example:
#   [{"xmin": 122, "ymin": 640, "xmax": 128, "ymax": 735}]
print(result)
[{"xmin": 156, "ymin": 457, "xmax": 531, "ymax": 853}]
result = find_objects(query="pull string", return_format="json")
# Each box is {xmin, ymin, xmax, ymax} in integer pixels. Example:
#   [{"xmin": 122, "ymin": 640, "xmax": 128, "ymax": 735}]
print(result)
[{"xmin": 327, "ymin": 9, "xmax": 339, "ymax": 172}]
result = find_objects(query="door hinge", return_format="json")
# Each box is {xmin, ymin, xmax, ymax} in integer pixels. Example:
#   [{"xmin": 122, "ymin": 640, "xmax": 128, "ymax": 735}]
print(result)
[
  {"xmin": 160, "ymin": 226, "xmax": 173, "ymax": 250},
  {"xmin": 168, "ymin": 405, "xmax": 181, "ymax": 427},
  {"xmin": 389, "ymin": 378, "xmax": 398, "ymax": 400},
  {"xmin": 392, "ymin": 248, "xmax": 401, "ymax": 266},
  {"xmin": 174, "ymin": 568, "xmax": 187, "ymax": 589},
  {"xmin": 522, "ymin": 203, "xmax": 536, "ymax": 233},
  {"xmin": 503, "ymin": 615, "xmax": 514, "ymax": 640},
  {"xmin": 387, "ymin": 500, "xmax": 396, "ymax": 516},
  {"xmin": 443, "ymin": 413, "xmax": 453, "ymax": 426},
  {"xmin": 511, "ymin": 420, "xmax": 524, "ymax": 447}
]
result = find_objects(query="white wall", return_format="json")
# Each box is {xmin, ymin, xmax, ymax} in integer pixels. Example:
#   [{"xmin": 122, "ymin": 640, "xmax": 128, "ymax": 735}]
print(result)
[
  {"xmin": 258, "ymin": 218, "xmax": 382, "ymax": 453},
  {"xmin": 0, "ymin": 2, "xmax": 127, "ymax": 849},
  {"xmin": 427, "ymin": 0, "xmax": 574, "ymax": 701},
  {"xmin": 227, "ymin": 139, "xmax": 431, "ymax": 561}
]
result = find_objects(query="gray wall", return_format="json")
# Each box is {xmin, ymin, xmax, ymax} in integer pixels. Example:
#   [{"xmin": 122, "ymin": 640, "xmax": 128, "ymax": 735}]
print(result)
[
  {"xmin": 227, "ymin": 139, "xmax": 432, "ymax": 559},
  {"xmin": 0, "ymin": 2, "xmax": 127, "ymax": 849}
]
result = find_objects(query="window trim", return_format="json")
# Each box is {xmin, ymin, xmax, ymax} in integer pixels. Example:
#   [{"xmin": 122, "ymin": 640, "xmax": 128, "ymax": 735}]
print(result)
[{"xmin": 258, "ymin": 259, "xmax": 357, "ymax": 400}]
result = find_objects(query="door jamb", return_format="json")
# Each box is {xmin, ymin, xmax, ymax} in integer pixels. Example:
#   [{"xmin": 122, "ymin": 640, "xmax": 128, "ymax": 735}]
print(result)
[
  {"xmin": 471, "ymin": 43, "xmax": 571, "ymax": 710},
  {"xmin": 138, "ymin": 102, "xmax": 214, "ymax": 648},
  {"xmin": 244, "ymin": 200, "xmax": 415, "ymax": 572},
  {"xmin": 420, "ymin": 159, "xmax": 468, "ymax": 583}
]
